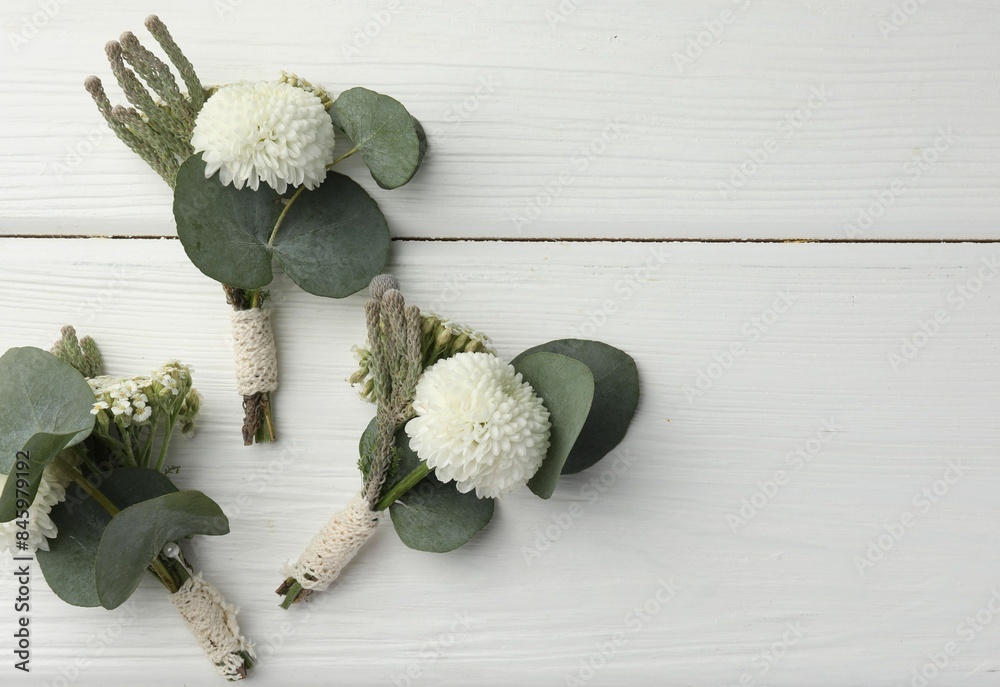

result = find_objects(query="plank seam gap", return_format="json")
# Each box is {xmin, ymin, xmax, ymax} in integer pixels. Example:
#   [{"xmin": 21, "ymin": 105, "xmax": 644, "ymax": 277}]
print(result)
[{"xmin": 1, "ymin": 235, "xmax": 999, "ymax": 244}]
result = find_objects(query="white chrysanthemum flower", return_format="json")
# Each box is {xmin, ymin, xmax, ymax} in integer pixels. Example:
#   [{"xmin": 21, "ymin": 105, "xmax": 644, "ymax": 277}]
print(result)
[
  {"xmin": 192, "ymin": 80, "xmax": 336, "ymax": 194},
  {"xmin": 405, "ymin": 352, "xmax": 551, "ymax": 499},
  {"xmin": 0, "ymin": 465, "xmax": 71, "ymax": 554}
]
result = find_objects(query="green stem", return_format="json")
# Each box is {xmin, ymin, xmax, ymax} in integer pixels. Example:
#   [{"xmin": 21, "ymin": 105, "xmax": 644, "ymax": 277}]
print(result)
[
  {"xmin": 119, "ymin": 427, "xmax": 138, "ymax": 467},
  {"xmin": 327, "ymin": 146, "xmax": 359, "ymax": 169},
  {"xmin": 57, "ymin": 457, "xmax": 120, "ymax": 516},
  {"xmin": 254, "ymin": 392, "xmax": 276, "ymax": 443},
  {"xmin": 74, "ymin": 446, "xmax": 102, "ymax": 477},
  {"xmin": 375, "ymin": 462, "xmax": 431, "ymax": 511},
  {"xmin": 92, "ymin": 430, "xmax": 128, "ymax": 454},
  {"xmin": 138, "ymin": 413, "xmax": 159, "ymax": 467},
  {"xmin": 268, "ymin": 186, "xmax": 306, "ymax": 247},
  {"xmin": 148, "ymin": 556, "xmax": 179, "ymax": 593},
  {"xmin": 155, "ymin": 416, "xmax": 176, "ymax": 472},
  {"xmin": 279, "ymin": 580, "xmax": 303, "ymax": 610}
]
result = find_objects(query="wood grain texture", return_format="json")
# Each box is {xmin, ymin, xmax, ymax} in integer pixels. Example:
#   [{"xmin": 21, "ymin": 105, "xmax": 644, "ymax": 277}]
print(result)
[
  {"xmin": 0, "ymin": 238, "xmax": 998, "ymax": 685},
  {"xmin": 0, "ymin": 0, "xmax": 998, "ymax": 239}
]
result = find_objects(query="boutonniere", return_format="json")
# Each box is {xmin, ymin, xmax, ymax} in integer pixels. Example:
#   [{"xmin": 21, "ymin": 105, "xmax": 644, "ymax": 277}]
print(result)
[
  {"xmin": 0, "ymin": 328, "xmax": 253, "ymax": 680},
  {"xmin": 278, "ymin": 276, "xmax": 640, "ymax": 607},
  {"xmin": 85, "ymin": 16, "xmax": 426, "ymax": 445}
]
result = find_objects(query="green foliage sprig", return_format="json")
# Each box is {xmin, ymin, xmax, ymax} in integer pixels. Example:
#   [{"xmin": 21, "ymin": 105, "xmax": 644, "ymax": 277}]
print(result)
[
  {"xmin": 85, "ymin": 16, "xmax": 428, "ymax": 446},
  {"xmin": 278, "ymin": 278, "xmax": 640, "ymax": 609},
  {"xmin": 0, "ymin": 328, "xmax": 252, "ymax": 680}
]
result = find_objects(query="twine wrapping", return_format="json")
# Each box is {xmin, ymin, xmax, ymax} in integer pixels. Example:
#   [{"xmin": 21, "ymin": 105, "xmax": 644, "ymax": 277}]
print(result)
[
  {"xmin": 171, "ymin": 575, "xmax": 255, "ymax": 681},
  {"xmin": 231, "ymin": 308, "xmax": 278, "ymax": 397},
  {"xmin": 286, "ymin": 493, "xmax": 382, "ymax": 591}
]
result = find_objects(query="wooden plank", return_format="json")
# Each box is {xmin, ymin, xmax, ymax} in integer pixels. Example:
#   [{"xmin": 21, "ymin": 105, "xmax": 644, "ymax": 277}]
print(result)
[
  {"xmin": 0, "ymin": 238, "xmax": 998, "ymax": 684},
  {"xmin": 1, "ymin": 0, "xmax": 998, "ymax": 239}
]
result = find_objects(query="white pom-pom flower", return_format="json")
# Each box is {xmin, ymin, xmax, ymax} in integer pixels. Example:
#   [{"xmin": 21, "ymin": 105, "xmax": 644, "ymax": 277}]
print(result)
[
  {"xmin": 405, "ymin": 352, "xmax": 552, "ymax": 499},
  {"xmin": 0, "ymin": 465, "xmax": 71, "ymax": 554},
  {"xmin": 191, "ymin": 81, "xmax": 336, "ymax": 194}
]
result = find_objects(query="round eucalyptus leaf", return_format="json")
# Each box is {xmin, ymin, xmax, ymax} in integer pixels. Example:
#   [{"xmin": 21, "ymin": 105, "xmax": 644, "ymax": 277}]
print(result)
[
  {"xmin": 512, "ymin": 352, "xmax": 595, "ymax": 499},
  {"xmin": 37, "ymin": 468, "xmax": 177, "ymax": 608},
  {"xmin": 513, "ymin": 340, "xmax": 639, "ymax": 474},
  {"xmin": 331, "ymin": 87, "xmax": 425, "ymax": 189},
  {"xmin": 0, "ymin": 347, "xmax": 95, "ymax": 521},
  {"xmin": 271, "ymin": 172, "xmax": 391, "ymax": 297},
  {"xmin": 413, "ymin": 117, "xmax": 428, "ymax": 174},
  {"xmin": 174, "ymin": 155, "xmax": 280, "ymax": 289},
  {"xmin": 95, "ymin": 490, "xmax": 229, "ymax": 610},
  {"xmin": 174, "ymin": 155, "xmax": 390, "ymax": 297},
  {"xmin": 389, "ymin": 476, "xmax": 494, "ymax": 553}
]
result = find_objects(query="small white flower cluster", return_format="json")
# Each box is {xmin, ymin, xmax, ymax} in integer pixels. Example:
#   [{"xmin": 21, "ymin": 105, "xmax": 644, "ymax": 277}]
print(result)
[
  {"xmin": 89, "ymin": 361, "xmax": 192, "ymax": 427},
  {"xmin": 0, "ymin": 465, "xmax": 71, "ymax": 554},
  {"xmin": 406, "ymin": 352, "xmax": 552, "ymax": 499}
]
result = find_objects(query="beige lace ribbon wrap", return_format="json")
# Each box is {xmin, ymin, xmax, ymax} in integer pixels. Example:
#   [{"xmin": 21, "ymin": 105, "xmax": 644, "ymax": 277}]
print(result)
[
  {"xmin": 171, "ymin": 575, "xmax": 255, "ymax": 681},
  {"xmin": 286, "ymin": 493, "xmax": 382, "ymax": 591},
  {"xmin": 231, "ymin": 308, "xmax": 278, "ymax": 397}
]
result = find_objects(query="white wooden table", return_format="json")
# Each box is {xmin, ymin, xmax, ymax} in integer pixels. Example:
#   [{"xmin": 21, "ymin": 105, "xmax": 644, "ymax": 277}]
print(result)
[{"xmin": 1, "ymin": 2, "xmax": 999, "ymax": 685}]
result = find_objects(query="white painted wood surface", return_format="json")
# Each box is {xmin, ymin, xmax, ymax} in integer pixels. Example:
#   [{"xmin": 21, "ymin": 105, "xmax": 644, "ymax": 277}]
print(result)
[
  {"xmin": 1, "ymin": 0, "xmax": 999, "ymax": 239},
  {"xmin": 2, "ymin": 0, "xmax": 999, "ymax": 683},
  {"xmin": 1, "ymin": 239, "xmax": 999, "ymax": 686}
]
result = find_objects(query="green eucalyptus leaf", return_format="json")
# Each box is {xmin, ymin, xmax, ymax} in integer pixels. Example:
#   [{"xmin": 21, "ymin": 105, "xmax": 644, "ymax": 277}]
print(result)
[
  {"xmin": 37, "ymin": 468, "xmax": 178, "ymax": 607},
  {"xmin": 413, "ymin": 117, "xmax": 428, "ymax": 170},
  {"xmin": 270, "ymin": 172, "xmax": 391, "ymax": 297},
  {"xmin": 174, "ymin": 155, "xmax": 390, "ymax": 297},
  {"xmin": 173, "ymin": 156, "xmax": 279, "ymax": 289},
  {"xmin": 330, "ymin": 87, "xmax": 425, "ymax": 189},
  {"xmin": 0, "ymin": 347, "xmax": 95, "ymax": 521},
  {"xmin": 389, "ymin": 474, "xmax": 494, "ymax": 553},
  {"xmin": 513, "ymin": 340, "xmax": 639, "ymax": 474},
  {"xmin": 512, "ymin": 352, "xmax": 595, "ymax": 499},
  {"xmin": 385, "ymin": 427, "xmax": 493, "ymax": 553},
  {"xmin": 95, "ymin": 490, "xmax": 228, "ymax": 610}
]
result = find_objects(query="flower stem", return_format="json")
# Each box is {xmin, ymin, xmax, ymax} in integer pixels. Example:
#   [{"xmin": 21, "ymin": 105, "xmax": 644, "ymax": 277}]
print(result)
[
  {"xmin": 254, "ymin": 392, "xmax": 276, "ymax": 443},
  {"xmin": 138, "ymin": 413, "xmax": 159, "ymax": 466},
  {"xmin": 243, "ymin": 392, "xmax": 276, "ymax": 445},
  {"xmin": 58, "ymin": 456, "xmax": 120, "ymax": 515},
  {"xmin": 276, "ymin": 579, "xmax": 305, "ymax": 609},
  {"xmin": 148, "ymin": 555, "xmax": 181, "ymax": 593},
  {"xmin": 268, "ymin": 186, "xmax": 306, "ymax": 247},
  {"xmin": 375, "ymin": 462, "xmax": 431, "ymax": 511},
  {"xmin": 118, "ymin": 428, "xmax": 138, "ymax": 467},
  {"xmin": 327, "ymin": 146, "xmax": 359, "ymax": 169},
  {"xmin": 154, "ymin": 416, "xmax": 177, "ymax": 472}
]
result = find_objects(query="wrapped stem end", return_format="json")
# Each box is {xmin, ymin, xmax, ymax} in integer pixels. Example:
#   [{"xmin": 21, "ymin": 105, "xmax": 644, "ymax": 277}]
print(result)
[
  {"xmin": 171, "ymin": 575, "xmax": 256, "ymax": 681},
  {"xmin": 227, "ymin": 288, "xmax": 278, "ymax": 445},
  {"xmin": 278, "ymin": 493, "xmax": 381, "ymax": 608}
]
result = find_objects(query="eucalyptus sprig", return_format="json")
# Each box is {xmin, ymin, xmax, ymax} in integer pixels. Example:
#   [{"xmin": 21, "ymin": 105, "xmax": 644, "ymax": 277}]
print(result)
[
  {"xmin": 277, "ymin": 277, "xmax": 640, "ymax": 609},
  {"xmin": 85, "ymin": 16, "xmax": 428, "ymax": 445},
  {"xmin": 0, "ymin": 327, "xmax": 254, "ymax": 681}
]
